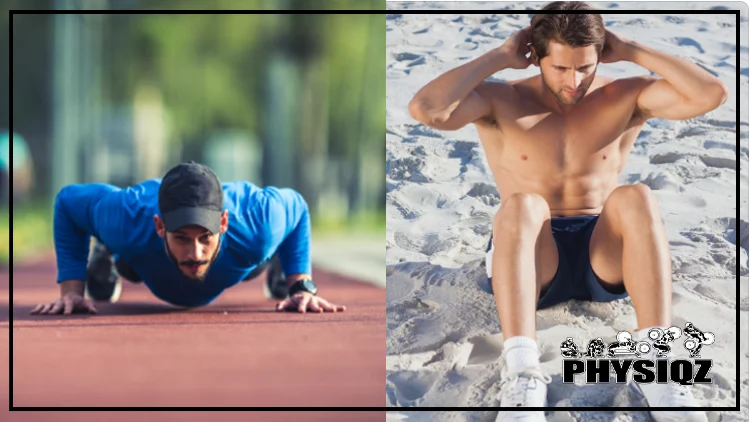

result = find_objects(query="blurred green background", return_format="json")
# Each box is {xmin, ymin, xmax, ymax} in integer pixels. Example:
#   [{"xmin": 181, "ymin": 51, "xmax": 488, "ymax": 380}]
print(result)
[{"xmin": 2, "ymin": 0, "xmax": 385, "ymax": 265}]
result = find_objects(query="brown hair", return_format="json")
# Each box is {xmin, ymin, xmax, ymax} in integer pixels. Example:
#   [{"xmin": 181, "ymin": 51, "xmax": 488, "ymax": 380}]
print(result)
[{"xmin": 530, "ymin": 2, "xmax": 605, "ymax": 61}]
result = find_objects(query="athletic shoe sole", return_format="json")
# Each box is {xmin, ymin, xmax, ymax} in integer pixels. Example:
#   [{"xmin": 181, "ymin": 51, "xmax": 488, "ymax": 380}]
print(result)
[
  {"xmin": 86, "ymin": 242, "xmax": 122, "ymax": 303},
  {"xmin": 263, "ymin": 258, "xmax": 288, "ymax": 300},
  {"xmin": 85, "ymin": 277, "xmax": 122, "ymax": 303}
]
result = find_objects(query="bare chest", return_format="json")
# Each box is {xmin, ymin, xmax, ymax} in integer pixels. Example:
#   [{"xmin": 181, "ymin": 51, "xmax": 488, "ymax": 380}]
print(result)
[{"xmin": 478, "ymin": 94, "xmax": 642, "ymax": 176}]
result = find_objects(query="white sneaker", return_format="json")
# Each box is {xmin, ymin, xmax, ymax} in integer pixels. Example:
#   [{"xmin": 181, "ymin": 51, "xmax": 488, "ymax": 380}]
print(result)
[
  {"xmin": 495, "ymin": 368, "xmax": 551, "ymax": 422},
  {"xmin": 629, "ymin": 380, "xmax": 708, "ymax": 422}
]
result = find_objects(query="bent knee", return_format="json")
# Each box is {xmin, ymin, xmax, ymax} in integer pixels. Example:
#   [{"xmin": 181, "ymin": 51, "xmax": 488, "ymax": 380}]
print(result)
[
  {"xmin": 494, "ymin": 193, "xmax": 551, "ymax": 229},
  {"xmin": 607, "ymin": 184, "xmax": 662, "ymax": 223}
]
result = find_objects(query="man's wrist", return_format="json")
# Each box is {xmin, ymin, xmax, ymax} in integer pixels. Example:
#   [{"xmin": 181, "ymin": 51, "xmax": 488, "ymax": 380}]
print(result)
[
  {"xmin": 59, "ymin": 279, "xmax": 85, "ymax": 297},
  {"xmin": 285, "ymin": 273, "xmax": 312, "ymax": 289},
  {"xmin": 489, "ymin": 48, "xmax": 513, "ymax": 71},
  {"xmin": 621, "ymin": 40, "xmax": 644, "ymax": 65},
  {"xmin": 288, "ymin": 278, "xmax": 318, "ymax": 296}
]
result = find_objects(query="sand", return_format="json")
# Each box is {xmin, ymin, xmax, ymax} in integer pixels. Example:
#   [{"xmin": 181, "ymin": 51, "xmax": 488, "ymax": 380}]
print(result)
[{"xmin": 385, "ymin": 3, "xmax": 748, "ymax": 421}]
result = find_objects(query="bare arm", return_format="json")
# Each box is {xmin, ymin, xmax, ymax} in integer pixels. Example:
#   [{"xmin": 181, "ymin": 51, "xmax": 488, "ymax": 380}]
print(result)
[
  {"xmin": 60, "ymin": 279, "xmax": 85, "ymax": 297},
  {"xmin": 409, "ymin": 27, "xmax": 532, "ymax": 131},
  {"xmin": 408, "ymin": 50, "xmax": 503, "ymax": 130},
  {"xmin": 604, "ymin": 30, "xmax": 728, "ymax": 121}
]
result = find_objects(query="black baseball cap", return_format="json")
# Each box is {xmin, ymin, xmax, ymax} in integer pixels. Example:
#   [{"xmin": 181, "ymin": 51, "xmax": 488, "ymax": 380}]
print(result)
[{"xmin": 158, "ymin": 161, "xmax": 224, "ymax": 233}]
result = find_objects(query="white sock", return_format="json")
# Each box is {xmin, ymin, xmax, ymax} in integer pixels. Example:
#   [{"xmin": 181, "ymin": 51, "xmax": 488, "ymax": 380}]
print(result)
[{"xmin": 503, "ymin": 336, "xmax": 540, "ymax": 374}]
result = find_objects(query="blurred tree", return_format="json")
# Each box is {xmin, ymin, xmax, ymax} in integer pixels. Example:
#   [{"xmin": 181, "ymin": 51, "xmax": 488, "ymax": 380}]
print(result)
[{"xmin": 7, "ymin": 1, "xmax": 384, "ymax": 222}]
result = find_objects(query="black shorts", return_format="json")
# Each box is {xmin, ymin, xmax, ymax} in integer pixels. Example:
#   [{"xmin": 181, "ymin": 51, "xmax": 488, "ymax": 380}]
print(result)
[{"xmin": 484, "ymin": 215, "xmax": 628, "ymax": 310}]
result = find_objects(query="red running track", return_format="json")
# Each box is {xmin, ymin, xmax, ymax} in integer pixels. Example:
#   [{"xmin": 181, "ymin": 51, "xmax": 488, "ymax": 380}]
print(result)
[{"xmin": 2, "ymin": 255, "xmax": 385, "ymax": 421}]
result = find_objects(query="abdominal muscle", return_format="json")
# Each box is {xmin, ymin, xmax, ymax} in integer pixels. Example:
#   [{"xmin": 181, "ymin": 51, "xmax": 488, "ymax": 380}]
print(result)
[{"xmin": 490, "ymin": 164, "xmax": 621, "ymax": 217}]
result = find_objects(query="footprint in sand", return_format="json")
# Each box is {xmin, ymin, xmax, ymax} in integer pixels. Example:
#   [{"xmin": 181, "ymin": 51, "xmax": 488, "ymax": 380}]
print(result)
[
  {"xmin": 710, "ymin": 371, "xmax": 733, "ymax": 391},
  {"xmin": 392, "ymin": 52, "xmax": 426, "ymax": 68},
  {"xmin": 387, "ymin": 156, "xmax": 432, "ymax": 183},
  {"xmin": 686, "ymin": 196, "xmax": 708, "ymax": 208},
  {"xmin": 405, "ymin": 38, "xmax": 444, "ymax": 49},
  {"xmin": 703, "ymin": 140, "xmax": 735, "ymax": 151},
  {"xmin": 680, "ymin": 217, "xmax": 742, "ymax": 275},
  {"xmin": 411, "ymin": 145, "xmax": 427, "ymax": 157},
  {"xmin": 449, "ymin": 141, "xmax": 479, "ymax": 172},
  {"xmin": 392, "ymin": 202, "xmax": 419, "ymax": 220},
  {"xmin": 407, "ymin": 124, "xmax": 444, "ymax": 139},
  {"xmin": 665, "ymin": 16, "xmax": 686, "ymax": 25},
  {"xmin": 386, "ymin": 124, "xmax": 413, "ymax": 138},
  {"xmin": 671, "ymin": 164, "xmax": 722, "ymax": 186},
  {"xmin": 466, "ymin": 334, "xmax": 504, "ymax": 366},
  {"xmin": 640, "ymin": 171, "xmax": 685, "ymax": 192},
  {"xmin": 420, "ymin": 233, "xmax": 459, "ymax": 256},
  {"xmin": 704, "ymin": 118, "xmax": 737, "ymax": 130},
  {"xmin": 387, "ymin": 294, "xmax": 439, "ymax": 318},
  {"xmin": 670, "ymin": 37, "xmax": 706, "ymax": 54},
  {"xmin": 701, "ymin": 217, "xmax": 746, "ymax": 248},
  {"xmin": 650, "ymin": 152, "xmax": 689, "ymax": 165},
  {"xmin": 676, "ymin": 126, "xmax": 709, "ymax": 139},
  {"xmin": 455, "ymin": 41, "xmax": 478, "ymax": 51},
  {"xmin": 622, "ymin": 18, "xmax": 651, "ymax": 28},
  {"xmin": 633, "ymin": 138, "xmax": 650, "ymax": 155},
  {"xmin": 394, "ymin": 231, "xmax": 423, "ymax": 252},
  {"xmin": 394, "ymin": 52, "xmax": 420, "ymax": 62},
  {"xmin": 387, "ymin": 370, "xmax": 440, "ymax": 403},
  {"xmin": 466, "ymin": 182, "xmax": 501, "ymax": 206},
  {"xmin": 468, "ymin": 28, "xmax": 493, "ymax": 38},
  {"xmin": 699, "ymin": 154, "xmax": 736, "ymax": 171}
]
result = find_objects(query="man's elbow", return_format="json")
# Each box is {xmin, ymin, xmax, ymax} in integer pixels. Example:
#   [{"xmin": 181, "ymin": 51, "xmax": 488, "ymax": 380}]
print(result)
[
  {"xmin": 408, "ymin": 97, "xmax": 429, "ymax": 124},
  {"xmin": 708, "ymin": 81, "xmax": 729, "ymax": 109},
  {"xmin": 408, "ymin": 97, "xmax": 447, "ymax": 127}
]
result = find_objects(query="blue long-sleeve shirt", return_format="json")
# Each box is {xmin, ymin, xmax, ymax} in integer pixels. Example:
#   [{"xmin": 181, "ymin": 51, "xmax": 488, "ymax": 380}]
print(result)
[{"xmin": 53, "ymin": 179, "xmax": 311, "ymax": 307}]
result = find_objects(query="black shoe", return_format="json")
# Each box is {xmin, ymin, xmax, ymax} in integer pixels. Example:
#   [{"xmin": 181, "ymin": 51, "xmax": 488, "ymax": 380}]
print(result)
[
  {"xmin": 85, "ymin": 240, "xmax": 122, "ymax": 303},
  {"xmin": 263, "ymin": 256, "xmax": 288, "ymax": 299}
]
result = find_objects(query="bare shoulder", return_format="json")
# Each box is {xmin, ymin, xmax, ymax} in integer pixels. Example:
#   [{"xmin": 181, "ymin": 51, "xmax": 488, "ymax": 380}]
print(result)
[
  {"xmin": 599, "ymin": 75, "xmax": 657, "ymax": 96},
  {"xmin": 474, "ymin": 79, "xmax": 518, "ymax": 100},
  {"xmin": 599, "ymin": 76, "xmax": 660, "ymax": 123},
  {"xmin": 472, "ymin": 80, "xmax": 522, "ymax": 126},
  {"xmin": 475, "ymin": 78, "xmax": 534, "ymax": 109}
]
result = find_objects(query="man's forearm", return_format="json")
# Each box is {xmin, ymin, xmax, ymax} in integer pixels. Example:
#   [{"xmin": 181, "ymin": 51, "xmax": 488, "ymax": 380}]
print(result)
[
  {"xmin": 410, "ymin": 48, "xmax": 510, "ymax": 122},
  {"xmin": 624, "ymin": 41, "xmax": 727, "ymax": 101},
  {"xmin": 59, "ymin": 279, "xmax": 85, "ymax": 297}
]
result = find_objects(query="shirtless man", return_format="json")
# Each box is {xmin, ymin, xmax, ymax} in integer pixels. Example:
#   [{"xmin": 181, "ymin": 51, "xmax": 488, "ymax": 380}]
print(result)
[{"xmin": 409, "ymin": 3, "xmax": 726, "ymax": 421}]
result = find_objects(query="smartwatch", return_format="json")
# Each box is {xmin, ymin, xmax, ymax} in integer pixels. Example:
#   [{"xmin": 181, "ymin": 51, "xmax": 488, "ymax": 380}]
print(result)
[{"xmin": 288, "ymin": 278, "xmax": 318, "ymax": 297}]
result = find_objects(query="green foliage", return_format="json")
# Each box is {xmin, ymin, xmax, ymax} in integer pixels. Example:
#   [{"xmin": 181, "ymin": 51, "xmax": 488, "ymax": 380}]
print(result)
[
  {"xmin": 312, "ymin": 209, "xmax": 385, "ymax": 237},
  {"xmin": 0, "ymin": 201, "xmax": 54, "ymax": 265},
  {"xmin": 130, "ymin": 12, "xmax": 384, "ymax": 157}
]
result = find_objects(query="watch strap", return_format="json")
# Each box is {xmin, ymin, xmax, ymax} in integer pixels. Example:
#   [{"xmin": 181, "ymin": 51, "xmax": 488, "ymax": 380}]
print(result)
[{"xmin": 288, "ymin": 278, "xmax": 317, "ymax": 296}]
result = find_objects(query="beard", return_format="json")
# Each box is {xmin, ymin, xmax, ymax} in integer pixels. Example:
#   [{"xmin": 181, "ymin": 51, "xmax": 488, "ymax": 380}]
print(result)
[
  {"xmin": 541, "ymin": 72, "xmax": 590, "ymax": 105},
  {"xmin": 164, "ymin": 236, "xmax": 221, "ymax": 283}
]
